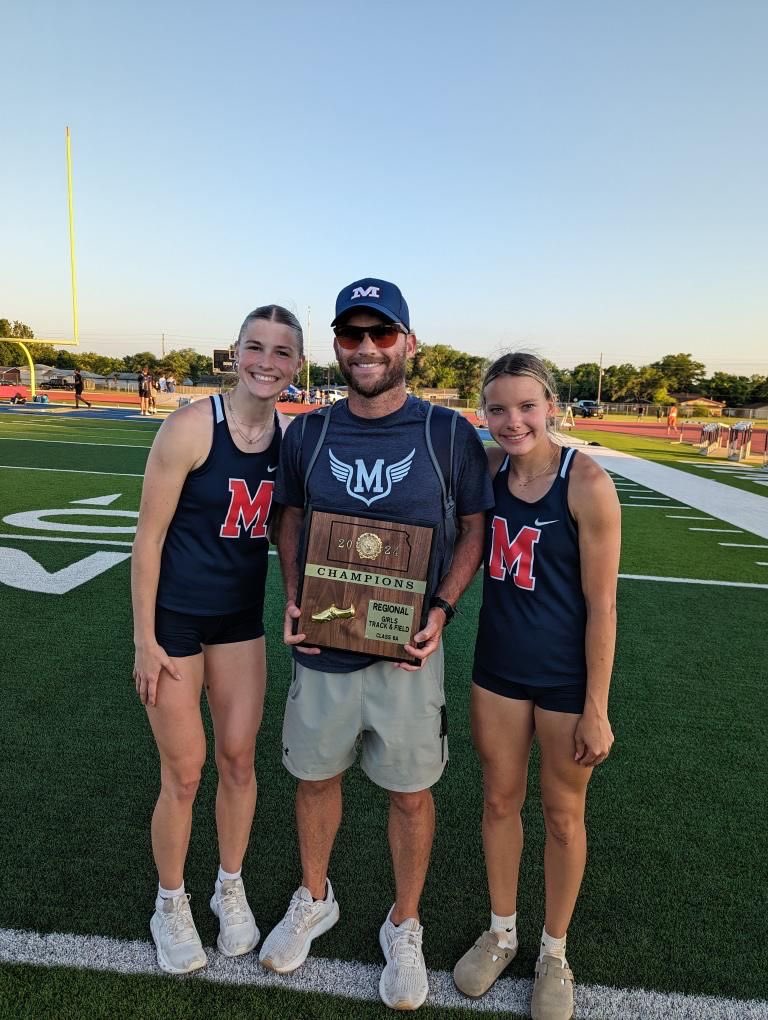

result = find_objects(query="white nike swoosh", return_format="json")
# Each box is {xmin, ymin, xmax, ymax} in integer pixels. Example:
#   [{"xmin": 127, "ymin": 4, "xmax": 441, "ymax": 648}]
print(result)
[
  {"xmin": 267, "ymin": 465, "xmax": 278, "ymax": 473},
  {"xmin": 534, "ymin": 518, "xmax": 558, "ymax": 527}
]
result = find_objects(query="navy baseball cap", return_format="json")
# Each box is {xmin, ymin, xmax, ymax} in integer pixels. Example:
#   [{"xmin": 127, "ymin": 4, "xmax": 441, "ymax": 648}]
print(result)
[{"xmin": 331, "ymin": 277, "xmax": 410, "ymax": 330}]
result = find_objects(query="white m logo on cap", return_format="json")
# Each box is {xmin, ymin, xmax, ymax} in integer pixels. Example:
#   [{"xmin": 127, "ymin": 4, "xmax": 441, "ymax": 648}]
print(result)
[{"xmin": 351, "ymin": 286, "xmax": 380, "ymax": 300}]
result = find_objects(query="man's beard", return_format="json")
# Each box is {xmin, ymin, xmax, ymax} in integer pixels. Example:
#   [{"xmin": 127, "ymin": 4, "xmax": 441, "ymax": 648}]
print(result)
[{"xmin": 338, "ymin": 351, "xmax": 407, "ymax": 399}]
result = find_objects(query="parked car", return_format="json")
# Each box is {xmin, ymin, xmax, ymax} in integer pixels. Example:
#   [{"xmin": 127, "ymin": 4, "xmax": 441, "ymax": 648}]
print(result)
[
  {"xmin": 41, "ymin": 377, "xmax": 75, "ymax": 391},
  {"xmin": 322, "ymin": 388, "xmax": 345, "ymax": 403},
  {"xmin": 572, "ymin": 400, "xmax": 605, "ymax": 418}
]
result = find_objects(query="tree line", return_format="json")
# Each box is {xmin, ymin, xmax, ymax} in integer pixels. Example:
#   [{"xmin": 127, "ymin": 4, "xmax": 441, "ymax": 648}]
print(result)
[{"xmin": 2, "ymin": 318, "xmax": 766, "ymax": 406}]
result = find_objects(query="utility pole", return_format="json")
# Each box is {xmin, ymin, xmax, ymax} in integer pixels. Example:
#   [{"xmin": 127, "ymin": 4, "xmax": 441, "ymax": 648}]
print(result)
[
  {"xmin": 161, "ymin": 333, "xmax": 166, "ymax": 358},
  {"xmin": 596, "ymin": 352, "xmax": 604, "ymax": 403}
]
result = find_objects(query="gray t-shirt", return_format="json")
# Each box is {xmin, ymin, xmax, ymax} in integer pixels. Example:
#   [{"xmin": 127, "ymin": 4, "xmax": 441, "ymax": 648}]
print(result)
[{"xmin": 276, "ymin": 396, "xmax": 493, "ymax": 673}]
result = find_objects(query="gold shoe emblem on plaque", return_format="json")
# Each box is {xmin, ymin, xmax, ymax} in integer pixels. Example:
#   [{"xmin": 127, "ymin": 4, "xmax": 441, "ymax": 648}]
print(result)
[
  {"xmin": 356, "ymin": 532, "xmax": 383, "ymax": 560},
  {"xmin": 311, "ymin": 603, "xmax": 356, "ymax": 622}
]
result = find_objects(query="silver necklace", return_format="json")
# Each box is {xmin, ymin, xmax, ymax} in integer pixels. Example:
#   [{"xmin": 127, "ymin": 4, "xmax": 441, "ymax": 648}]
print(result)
[
  {"xmin": 226, "ymin": 393, "xmax": 273, "ymax": 446},
  {"xmin": 511, "ymin": 448, "xmax": 560, "ymax": 487}
]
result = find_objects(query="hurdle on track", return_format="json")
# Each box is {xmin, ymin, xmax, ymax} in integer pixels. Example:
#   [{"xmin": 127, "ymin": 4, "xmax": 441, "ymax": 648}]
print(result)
[
  {"xmin": 727, "ymin": 422, "xmax": 753, "ymax": 462},
  {"xmin": 697, "ymin": 422, "xmax": 728, "ymax": 456}
]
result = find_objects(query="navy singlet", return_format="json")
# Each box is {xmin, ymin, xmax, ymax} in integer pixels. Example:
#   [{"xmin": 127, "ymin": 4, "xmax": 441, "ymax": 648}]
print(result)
[
  {"xmin": 156, "ymin": 394, "xmax": 280, "ymax": 616},
  {"xmin": 473, "ymin": 446, "xmax": 587, "ymax": 687}
]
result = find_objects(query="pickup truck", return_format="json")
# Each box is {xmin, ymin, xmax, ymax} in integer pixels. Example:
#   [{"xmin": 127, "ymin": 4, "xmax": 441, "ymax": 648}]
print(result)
[{"xmin": 572, "ymin": 400, "xmax": 605, "ymax": 419}]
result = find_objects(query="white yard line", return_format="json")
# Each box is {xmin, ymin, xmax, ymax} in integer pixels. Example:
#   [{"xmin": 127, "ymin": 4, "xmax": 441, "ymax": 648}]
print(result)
[
  {"xmin": 0, "ymin": 535, "xmax": 280, "ymax": 555},
  {"xmin": 0, "ymin": 464, "xmax": 144, "ymax": 478},
  {"xmin": 0, "ymin": 437, "xmax": 151, "ymax": 450},
  {"xmin": 619, "ymin": 574, "xmax": 768, "ymax": 590},
  {"xmin": 666, "ymin": 515, "xmax": 714, "ymax": 520},
  {"xmin": 620, "ymin": 504, "xmax": 690, "ymax": 509},
  {"xmin": 688, "ymin": 528, "xmax": 743, "ymax": 534},
  {"xmin": 1, "ymin": 927, "xmax": 766, "ymax": 1020},
  {"xmin": 719, "ymin": 543, "xmax": 768, "ymax": 549},
  {"xmin": 0, "ymin": 534, "xmax": 134, "ymax": 547}
]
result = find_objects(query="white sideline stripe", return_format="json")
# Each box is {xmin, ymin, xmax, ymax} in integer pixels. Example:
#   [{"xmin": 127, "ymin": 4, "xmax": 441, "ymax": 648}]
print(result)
[
  {"xmin": 619, "ymin": 573, "xmax": 768, "ymax": 590},
  {"xmin": 689, "ymin": 528, "xmax": 743, "ymax": 533},
  {"xmin": 719, "ymin": 543, "xmax": 768, "ymax": 549},
  {"xmin": 620, "ymin": 504, "xmax": 690, "ymax": 509},
  {"xmin": 666, "ymin": 515, "xmax": 714, "ymax": 520},
  {"xmin": 757, "ymin": 562, "xmax": 768, "ymax": 566},
  {"xmin": 0, "ymin": 438, "xmax": 151, "ymax": 449},
  {"xmin": 0, "ymin": 464, "xmax": 144, "ymax": 478},
  {"xmin": 629, "ymin": 495, "xmax": 671, "ymax": 500},
  {"xmin": 1, "ymin": 928, "xmax": 766, "ymax": 1020}
]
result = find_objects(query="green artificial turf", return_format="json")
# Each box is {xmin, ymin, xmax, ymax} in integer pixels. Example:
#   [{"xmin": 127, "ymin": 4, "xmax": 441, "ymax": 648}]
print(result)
[{"xmin": 1, "ymin": 411, "xmax": 767, "ymax": 1011}]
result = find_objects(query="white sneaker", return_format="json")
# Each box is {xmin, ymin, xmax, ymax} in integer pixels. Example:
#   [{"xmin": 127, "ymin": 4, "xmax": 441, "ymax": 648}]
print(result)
[
  {"xmin": 210, "ymin": 877, "xmax": 260, "ymax": 957},
  {"xmin": 150, "ymin": 894, "xmax": 207, "ymax": 974},
  {"xmin": 258, "ymin": 881, "xmax": 339, "ymax": 973},
  {"xmin": 378, "ymin": 906, "xmax": 429, "ymax": 1010}
]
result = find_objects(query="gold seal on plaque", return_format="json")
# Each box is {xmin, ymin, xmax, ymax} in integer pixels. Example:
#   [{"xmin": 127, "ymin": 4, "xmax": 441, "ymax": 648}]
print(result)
[{"xmin": 356, "ymin": 532, "xmax": 383, "ymax": 560}]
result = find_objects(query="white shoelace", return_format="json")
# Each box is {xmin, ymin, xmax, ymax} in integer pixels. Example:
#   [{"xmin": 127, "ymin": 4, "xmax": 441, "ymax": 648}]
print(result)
[
  {"xmin": 219, "ymin": 883, "xmax": 249, "ymax": 925},
  {"xmin": 164, "ymin": 895, "xmax": 198, "ymax": 944},
  {"xmin": 286, "ymin": 893, "xmax": 319, "ymax": 934},
  {"xmin": 390, "ymin": 927, "xmax": 423, "ymax": 968}
]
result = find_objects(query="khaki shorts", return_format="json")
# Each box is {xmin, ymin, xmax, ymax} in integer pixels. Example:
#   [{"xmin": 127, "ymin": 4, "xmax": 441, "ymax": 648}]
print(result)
[{"xmin": 282, "ymin": 645, "xmax": 447, "ymax": 793}]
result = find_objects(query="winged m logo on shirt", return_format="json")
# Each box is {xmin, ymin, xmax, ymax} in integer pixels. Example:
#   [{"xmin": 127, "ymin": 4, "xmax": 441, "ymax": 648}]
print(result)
[{"xmin": 328, "ymin": 448, "xmax": 415, "ymax": 507}]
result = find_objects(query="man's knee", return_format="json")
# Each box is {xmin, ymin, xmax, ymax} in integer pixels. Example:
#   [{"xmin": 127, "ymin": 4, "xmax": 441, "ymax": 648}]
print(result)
[
  {"xmin": 389, "ymin": 788, "xmax": 433, "ymax": 818},
  {"xmin": 297, "ymin": 774, "xmax": 343, "ymax": 799}
]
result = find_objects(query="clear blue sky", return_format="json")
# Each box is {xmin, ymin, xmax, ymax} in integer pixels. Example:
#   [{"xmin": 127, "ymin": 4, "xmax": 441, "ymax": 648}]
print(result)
[{"xmin": 2, "ymin": 0, "xmax": 766, "ymax": 374}]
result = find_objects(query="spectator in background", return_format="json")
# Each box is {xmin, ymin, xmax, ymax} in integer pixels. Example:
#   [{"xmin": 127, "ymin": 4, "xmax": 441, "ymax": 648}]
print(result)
[
  {"xmin": 138, "ymin": 366, "xmax": 152, "ymax": 415},
  {"xmin": 158, "ymin": 374, "xmax": 167, "ymax": 393},
  {"xmin": 74, "ymin": 368, "xmax": 92, "ymax": 409},
  {"xmin": 166, "ymin": 373, "xmax": 176, "ymax": 394}
]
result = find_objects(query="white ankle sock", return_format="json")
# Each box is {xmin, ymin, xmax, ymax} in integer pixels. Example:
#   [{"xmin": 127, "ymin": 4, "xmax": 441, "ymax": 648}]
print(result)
[
  {"xmin": 540, "ymin": 927, "xmax": 567, "ymax": 962},
  {"xmin": 217, "ymin": 865, "xmax": 242, "ymax": 885},
  {"xmin": 157, "ymin": 882, "xmax": 184, "ymax": 908},
  {"xmin": 490, "ymin": 911, "xmax": 518, "ymax": 949}
]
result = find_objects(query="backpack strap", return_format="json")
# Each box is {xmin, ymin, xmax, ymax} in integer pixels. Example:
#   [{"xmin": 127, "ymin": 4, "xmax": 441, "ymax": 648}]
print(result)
[
  {"xmin": 299, "ymin": 404, "xmax": 333, "ymax": 509},
  {"xmin": 425, "ymin": 403, "xmax": 459, "ymax": 578}
]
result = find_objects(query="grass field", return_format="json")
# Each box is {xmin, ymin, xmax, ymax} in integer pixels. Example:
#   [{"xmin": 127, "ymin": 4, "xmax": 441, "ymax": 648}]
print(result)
[{"xmin": 1, "ymin": 408, "xmax": 767, "ymax": 1019}]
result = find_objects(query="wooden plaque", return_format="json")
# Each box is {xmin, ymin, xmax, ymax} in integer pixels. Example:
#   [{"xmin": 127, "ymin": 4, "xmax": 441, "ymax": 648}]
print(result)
[{"xmin": 295, "ymin": 509, "xmax": 437, "ymax": 664}]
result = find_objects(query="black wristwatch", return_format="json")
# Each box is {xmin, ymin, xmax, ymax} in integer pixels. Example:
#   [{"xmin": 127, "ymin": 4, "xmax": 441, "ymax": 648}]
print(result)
[{"xmin": 429, "ymin": 595, "xmax": 456, "ymax": 624}]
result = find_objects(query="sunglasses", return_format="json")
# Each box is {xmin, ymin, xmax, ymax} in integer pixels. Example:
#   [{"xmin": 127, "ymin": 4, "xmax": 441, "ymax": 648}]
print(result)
[{"xmin": 333, "ymin": 323, "xmax": 409, "ymax": 350}]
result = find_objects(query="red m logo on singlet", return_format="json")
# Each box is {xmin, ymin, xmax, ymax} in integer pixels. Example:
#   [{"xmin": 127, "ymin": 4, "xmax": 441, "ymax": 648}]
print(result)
[
  {"xmin": 488, "ymin": 518, "xmax": 540, "ymax": 590},
  {"xmin": 219, "ymin": 478, "xmax": 274, "ymax": 539}
]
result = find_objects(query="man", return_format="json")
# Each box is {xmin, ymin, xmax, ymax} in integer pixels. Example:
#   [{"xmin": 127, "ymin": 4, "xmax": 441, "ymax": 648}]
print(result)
[
  {"xmin": 261, "ymin": 278, "xmax": 493, "ymax": 1010},
  {"xmin": 73, "ymin": 368, "xmax": 92, "ymax": 409}
]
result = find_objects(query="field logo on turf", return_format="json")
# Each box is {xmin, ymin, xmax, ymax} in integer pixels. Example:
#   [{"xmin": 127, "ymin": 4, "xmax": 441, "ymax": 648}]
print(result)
[{"xmin": 0, "ymin": 493, "xmax": 134, "ymax": 595}]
